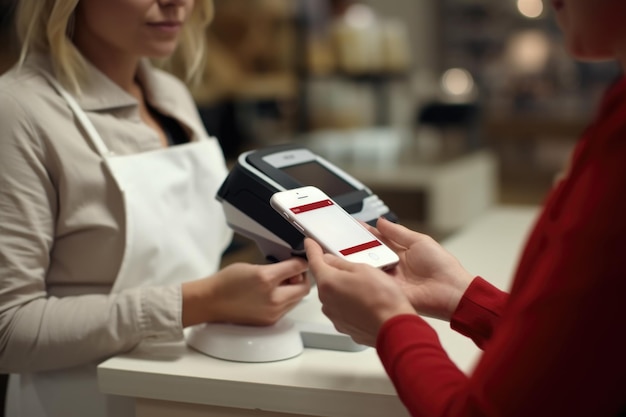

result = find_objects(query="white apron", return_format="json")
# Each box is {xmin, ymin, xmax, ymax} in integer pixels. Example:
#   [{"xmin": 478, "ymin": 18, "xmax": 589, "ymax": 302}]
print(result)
[{"xmin": 6, "ymin": 73, "xmax": 232, "ymax": 417}]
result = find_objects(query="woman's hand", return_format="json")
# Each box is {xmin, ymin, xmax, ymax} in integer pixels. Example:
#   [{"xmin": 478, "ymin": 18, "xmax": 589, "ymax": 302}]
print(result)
[
  {"xmin": 363, "ymin": 217, "xmax": 475, "ymax": 321},
  {"xmin": 305, "ymin": 238, "xmax": 416, "ymax": 346},
  {"xmin": 182, "ymin": 257, "xmax": 310, "ymax": 327}
]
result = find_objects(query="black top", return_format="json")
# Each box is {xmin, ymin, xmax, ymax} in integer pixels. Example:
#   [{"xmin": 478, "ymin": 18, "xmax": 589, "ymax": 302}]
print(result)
[{"xmin": 150, "ymin": 106, "xmax": 189, "ymax": 146}]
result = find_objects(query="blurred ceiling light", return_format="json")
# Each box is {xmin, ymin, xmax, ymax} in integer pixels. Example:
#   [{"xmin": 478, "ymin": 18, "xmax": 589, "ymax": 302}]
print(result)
[
  {"xmin": 345, "ymin": 4, "xmax": 376, "ymax": 29},
  {"xmin": 441, "ymin": 68, "xmax": 474, "ymax": 97},
  {"xmin": 506, "ymin": 29, "xmax": 551, "ymax": 74},
  {"xmin": 517, "ymin": 0, "xmax": 544, "ymax": 18}
]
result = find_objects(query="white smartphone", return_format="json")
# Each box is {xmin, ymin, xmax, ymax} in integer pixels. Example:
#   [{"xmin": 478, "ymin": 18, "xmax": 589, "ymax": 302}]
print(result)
[{"xmin": 270, "ymin": 186, "xmax": 399, "ymax": 270}]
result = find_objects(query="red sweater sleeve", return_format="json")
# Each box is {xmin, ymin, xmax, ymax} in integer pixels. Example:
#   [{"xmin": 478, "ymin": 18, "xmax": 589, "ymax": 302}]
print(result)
[
  {"xmin": 449, "ymin": 276, "xmax": 508, "ymax": 349},
  {"xmin": 378, "ymin": 254, "xmax": 626, "ymax": 417},
  {"xmin": 377, "ymin": 315, "xmax": 470, "ymax": 417}
]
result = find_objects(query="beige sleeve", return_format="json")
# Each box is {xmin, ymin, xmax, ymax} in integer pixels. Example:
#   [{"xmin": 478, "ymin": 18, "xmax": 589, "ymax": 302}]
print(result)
[{"xmin": 0, "ymin": 89, "xmax": 183, "ymax": 373}]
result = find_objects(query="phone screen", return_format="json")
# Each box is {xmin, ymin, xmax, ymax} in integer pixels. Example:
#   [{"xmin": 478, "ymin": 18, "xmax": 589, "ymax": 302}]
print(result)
[{"xmin": 289, "ymin": 199, "xmax": 382, "ymax": 256}]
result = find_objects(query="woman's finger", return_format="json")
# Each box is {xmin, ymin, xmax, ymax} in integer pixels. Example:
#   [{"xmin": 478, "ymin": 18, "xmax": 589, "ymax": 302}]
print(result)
[
  {"xmin": 262, "ymin": 257, "xmax": 309, "ymax": 286},
  {"xmin": 376, "ymin": 217, "xmax": 428, "ymax": 248},
  {"xmin": 273, "ymin": 278, "xmax": 311, "ymax": 304},
  {"xmin": 319, "ymin": 252, "xmax": 360, "ymax": 272}
]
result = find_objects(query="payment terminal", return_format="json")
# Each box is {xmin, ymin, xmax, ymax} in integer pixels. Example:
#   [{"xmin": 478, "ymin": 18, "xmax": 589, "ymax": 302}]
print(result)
[{"xmin": 216, "ymin": 143, "xmax": 398, "ymax": 262}]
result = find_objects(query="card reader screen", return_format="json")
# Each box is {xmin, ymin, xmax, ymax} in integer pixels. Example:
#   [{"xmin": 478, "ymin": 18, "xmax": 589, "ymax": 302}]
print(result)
[{"xmin": 280, "ymin": 161, "xmax": 357, "ymax": 197}]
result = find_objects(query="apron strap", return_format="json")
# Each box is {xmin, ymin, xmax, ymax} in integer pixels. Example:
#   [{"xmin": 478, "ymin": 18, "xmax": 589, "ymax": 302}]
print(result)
[
  {"xmin": 39, "ymin": 71, "xmax": 114, "ymax": 158},
  {"xmin": 40, "ymin": 69, "xmax": 213, "ymax": 155}
]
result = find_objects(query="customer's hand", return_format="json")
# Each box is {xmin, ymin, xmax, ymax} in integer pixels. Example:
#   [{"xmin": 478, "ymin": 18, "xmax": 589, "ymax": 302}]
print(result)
[
  {"xmin": 182, "ymin": 258, "xmax": 310, "ymax": 327},
  {"xmin": 364, "ymin": 217, "xmax": 475, "ymax": 321},
  {"xmin": 305, "ymin": 238, "xmax": 416, "ymax": 346}
]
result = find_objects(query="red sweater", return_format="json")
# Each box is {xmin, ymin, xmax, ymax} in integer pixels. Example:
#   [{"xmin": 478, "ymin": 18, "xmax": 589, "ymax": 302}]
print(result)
[{"xmin": 377, "ymin": 76, "xmax": 626, "ymax": 417}]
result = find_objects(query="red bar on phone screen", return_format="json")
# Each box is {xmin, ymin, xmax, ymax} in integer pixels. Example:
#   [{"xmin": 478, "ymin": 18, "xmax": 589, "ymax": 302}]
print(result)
[
  {"xmin": 290, "ymin": 199, "xmax": 333, "ymax": 214},
  {"xmin": 340, "ymin": 240, "xmax": 382, "ymax": 256}
]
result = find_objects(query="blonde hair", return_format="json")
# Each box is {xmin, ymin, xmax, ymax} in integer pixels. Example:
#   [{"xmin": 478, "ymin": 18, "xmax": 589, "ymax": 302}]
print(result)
[{"xmin": 15, "ymin": 0, "xmax": 214, "ymax": 91}]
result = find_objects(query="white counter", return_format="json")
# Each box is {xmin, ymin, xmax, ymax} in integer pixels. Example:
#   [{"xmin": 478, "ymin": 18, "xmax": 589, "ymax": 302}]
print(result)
[{"xmin": 97, "ymin": 205, "xmax": 539, "ymax": 417}]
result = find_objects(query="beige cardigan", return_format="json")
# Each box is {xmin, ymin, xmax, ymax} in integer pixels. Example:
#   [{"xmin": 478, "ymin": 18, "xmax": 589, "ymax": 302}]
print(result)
[{"xmin": 0, "ymin": 54, "xmax": 225, "ymax": 372}]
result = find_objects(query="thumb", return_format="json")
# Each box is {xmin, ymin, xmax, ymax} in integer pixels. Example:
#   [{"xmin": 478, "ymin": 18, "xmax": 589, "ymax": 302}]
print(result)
[
  {"xmin": 304, "ymin": 237, "xmax": 324, "ymax": 261},
  {"xmin": 263, "ymin": 257, "xmax": 309, "ymax": 285},
  {"xmin": 304, "ymin": 238, "xmax": 357, "ymax": 273},
  {"xmin": 377, "ymin": 217, "xmax": 425, "ymax": 249}
]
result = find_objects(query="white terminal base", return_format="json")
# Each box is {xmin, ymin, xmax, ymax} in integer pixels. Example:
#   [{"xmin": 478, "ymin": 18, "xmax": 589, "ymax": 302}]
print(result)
[
  {"xmin": 186, "ymin": 318, "xmax": 304, "ymax": 363},
  {"xmin": 185, "ymin": 290, "xmax": 367, "ymax": 362}
]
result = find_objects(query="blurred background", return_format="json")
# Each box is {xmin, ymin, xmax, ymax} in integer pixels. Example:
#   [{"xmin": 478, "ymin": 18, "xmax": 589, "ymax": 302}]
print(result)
[{"xmin": 0, "ymin": 0, "xmax": 621, "ymax": 241}]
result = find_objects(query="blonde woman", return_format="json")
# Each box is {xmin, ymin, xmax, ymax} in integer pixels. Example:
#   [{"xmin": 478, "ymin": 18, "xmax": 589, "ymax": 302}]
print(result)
[{"xmin": 0, "ymin": 1, "xmax": 309, "ymax": 416}]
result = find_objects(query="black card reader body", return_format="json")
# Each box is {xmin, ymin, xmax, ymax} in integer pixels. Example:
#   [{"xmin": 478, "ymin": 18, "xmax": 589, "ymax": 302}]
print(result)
[{"xmin": 216, "ymin": 143, "xmax": 397, "ymax": 262}]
